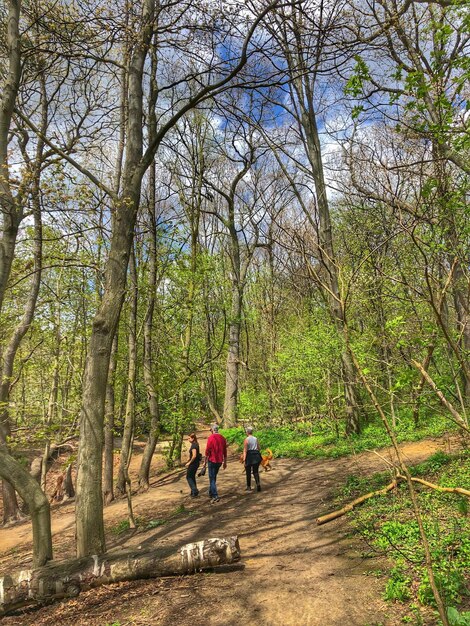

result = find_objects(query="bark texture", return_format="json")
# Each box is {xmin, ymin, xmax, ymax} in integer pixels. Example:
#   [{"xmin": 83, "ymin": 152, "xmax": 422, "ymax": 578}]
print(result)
[
  {"xmin": 224, "ymin": 288, "xmax": 243, "ymax": 426},
  {"xmin": 139, "ymin": 163, "xmax": 160, "ymax": 489},
  {"xmin": 116, "ymin": 249, "xmax": 138, "ymax": 495},
  {"xmin": 103, "ymin": 333, "xmax": 118, "ymax": 504},
  {"xmin": 0, "ymin": 536, "xmax": 241, "ymax": 616},
  {"xmin": 0, "ymin": 447, "xmax": 52, "ymax": 567}
]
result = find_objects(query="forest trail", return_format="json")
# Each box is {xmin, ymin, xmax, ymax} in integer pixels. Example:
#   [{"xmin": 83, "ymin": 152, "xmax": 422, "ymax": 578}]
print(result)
[{"xmin": 0, "ymin": 433, "xmax": 456, "ymax": 626}]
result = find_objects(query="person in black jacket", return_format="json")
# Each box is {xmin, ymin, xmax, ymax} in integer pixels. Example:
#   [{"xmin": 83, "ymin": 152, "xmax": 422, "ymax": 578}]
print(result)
[
  {"xmin": 243, "ymin": 427, "xmax": 262, "ymax": 492},
  {"xmin": 185, "ymin": 432, "xmax": 201, "ymax": 497}
]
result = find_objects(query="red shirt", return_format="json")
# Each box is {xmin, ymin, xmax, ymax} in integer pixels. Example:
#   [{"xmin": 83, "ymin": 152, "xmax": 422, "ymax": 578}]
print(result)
[{"xmin": 205, "ymin": 433, "xmax": 227, "ymax": 463}]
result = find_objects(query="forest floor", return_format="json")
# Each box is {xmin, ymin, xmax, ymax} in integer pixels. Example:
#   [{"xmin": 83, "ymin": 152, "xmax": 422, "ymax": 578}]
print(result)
[{"xmin": 0, "ymin": 431, "xmax": 459, "ymax": 626}]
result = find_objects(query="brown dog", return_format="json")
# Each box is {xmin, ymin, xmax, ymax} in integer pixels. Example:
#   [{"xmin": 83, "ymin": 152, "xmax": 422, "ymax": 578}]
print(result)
[
  {"xmin": 239, "ymin": 449, "xmax": 273, "ymax": 471},
  {"xmin": 261, "ymin": 448, "xmax": 273, "ymax": 471}
]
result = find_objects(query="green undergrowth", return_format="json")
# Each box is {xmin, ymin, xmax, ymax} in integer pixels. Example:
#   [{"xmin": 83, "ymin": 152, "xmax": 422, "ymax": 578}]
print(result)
[
  {"xmin": 221, "ymin": 412, "xmax": 453, "ymax": 460},
  {"xmin": 342, "ymin": 450, "xmax": 470, "ymax": 624}
]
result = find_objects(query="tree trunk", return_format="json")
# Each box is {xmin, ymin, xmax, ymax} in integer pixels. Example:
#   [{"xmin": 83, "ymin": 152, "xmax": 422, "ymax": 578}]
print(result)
[
  {"xmin": 0, "ymin": 0, "xmax": 23, "ymax": 313},
  {"xmin": 412, "ymin": 341, "xmax": 435, "ymax": 427},
  {"xmin": 0, "ymin": 6, "xmax": 49, "ymax": 520},
  {"xmin": 452, "ymin": 266, "xmax": 470, "ymax": 401},
  {"xmin": 74, "ymin": 0, "xmax": 155, "ymax": 556},
  {"xmin": 304, "ymin": 110, "xmax": 361, "ymax": 434},
  {"xmin": 75, "ymin": 199, "xmax": 139, "ymax": 554},
  {"xmin": 219, "ymin": 161, "xmax": 254, "ymax": 429},
  {"xmin": 63, "ymin": 462, "xmax": 75, "ymax": 500},
  {"xmin": 432, "ymin": 142, "xmax": 470, "ymax": 401},
  {"xmin": 0, "ymin": 446, "xmax": 52, "ymax": 567},
  {"xmin": 103, "ymin": 332, "xmax": 118, "ymax": 504},
  {"xmin": 116, "ymin": 249, "xmax": 138, "ymax": 496},
  {"xmin": 41, "ymin": 300, "xmax": 61, "ymax": 493},
  {"xmin": 224, "ymin": 288, "xmax": 243, "ymax": 427},
  {"xmin": 0, "ymin": 536, "xmax": 241, "ymax": 617},
  {"xmin": 75, "ymin": 195, "xmax": 140, "ymax": 556},
  {"xmin": 1, "ymin": 483, "xmax": 22, "ymax": 524},
  {"xmin": 139, "ymin": 163, "xmax": 160, "ymax": 489},
  {"xmin": 0, "ymin": 180, "xmax": 42, "ymax": 522}
]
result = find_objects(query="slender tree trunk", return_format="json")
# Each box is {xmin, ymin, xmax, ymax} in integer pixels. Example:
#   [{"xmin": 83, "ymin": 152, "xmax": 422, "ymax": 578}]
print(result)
[
  {"xmin": 266, "ymin": 234, "xmax": 278, "ymax": 416},
  {"xmin": 0, "ymin": 180, "xmax": 42, "ymax": 521},
  {"xmin": 0, "ymin": 0, "xmax": 25, "ymax": 521},
  {"xmin": 302, "ymin": 105, "xmax": 361, "ymax": 434},
  {"xmin": 0, "ymin": 0, "xmax": 23, "ymax": 313},
  {"xmin": 412, "ymin": 341, "xmax": 435, "ymax": 427},
  {"xmin": 221, "ymin": 164, "xmax": 253, "ymax": 428},
  {"xmin": 451, "ymin": 262, "xmax": 470, "ymax": 401},
  {"xmin": 41, "ymin": 298, "xmax": 61, "ymax": 493},
  {"xmin": 103, "ymin": 333, "xmax": 118, "ymax": 504},
  {"xmin": 139, "ymin": 163, "xmax": 160, "ymax": 489},
  {"xmin": 201, "ymin": 272, "xmax": 221, "ymax": 422},
  {"xmin": 63, "ymin": 462, "xmax": 75, "ymax": 500},
  {"xmin": 116, "ymin": 248, "xmax": 138, "ymax": 495},
  {"xmin": 224, "ymin": 287, "xmax": 243, "ymax": 427},
  {"xmin": 432, "ymin": 142, "xmax": 470, "ymax": 399},
  {"xmin": 102, "ymin": 3, "xmax": 128, "ymax": 504}
]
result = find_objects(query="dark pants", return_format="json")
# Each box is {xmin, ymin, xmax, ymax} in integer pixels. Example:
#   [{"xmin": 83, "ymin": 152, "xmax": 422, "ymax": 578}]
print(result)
[
  {"xmin": 186, "ymin": 463, "xmax": 199, "ymax": 496},
  {"xmin": 208, "ymin": 461, "xmax": 222, "ymax": 498},
  {"xmin": 245, "ymin": 462, "xmax": 261, "ymax": 489}
]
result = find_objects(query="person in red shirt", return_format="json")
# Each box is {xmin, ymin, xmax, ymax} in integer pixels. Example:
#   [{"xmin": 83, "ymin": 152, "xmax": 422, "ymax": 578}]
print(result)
[{"xmin": 202, "ymin": 423, "xmax": 227, "ymax": 503}]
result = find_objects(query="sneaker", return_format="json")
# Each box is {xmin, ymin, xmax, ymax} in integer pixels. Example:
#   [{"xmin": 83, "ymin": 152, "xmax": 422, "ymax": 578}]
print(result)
[
  {"xmin": 256, "ymin": 485, "xmax": 261, "ymax": 492},
  {"xmin": 210, "ymin": 497, "xmax": 220, "ymax": 503},
  {"xmin": 245, "ymin": 487, "xmax": 252, "ymax": 491}
]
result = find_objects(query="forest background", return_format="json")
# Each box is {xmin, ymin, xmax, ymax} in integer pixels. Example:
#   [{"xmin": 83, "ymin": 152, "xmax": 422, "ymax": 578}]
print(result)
[{"xmin": 0, "ymin": 0, "xmax": 469, "ymax": 623}]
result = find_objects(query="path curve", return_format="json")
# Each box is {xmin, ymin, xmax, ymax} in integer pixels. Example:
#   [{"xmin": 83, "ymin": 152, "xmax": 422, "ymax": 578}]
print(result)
[{"xmin": 0, "ymin": 434, "xmax": 456, "ymax": 625}]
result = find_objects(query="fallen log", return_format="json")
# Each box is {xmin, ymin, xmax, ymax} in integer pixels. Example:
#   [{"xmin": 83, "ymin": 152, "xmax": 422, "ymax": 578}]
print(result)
[
  {"xmin": 0, "ymin": 536, "xmax": 240, "ymax": 617},
  {"xmin": 397, "ymin": 475, "xmax": 470, "ymax": 498},
  {"xmin": 316, "ymin": 473, "xmax": 470, "ymax": 525},
  {"xmin": 316, "ymin": 480, "xmax": 398, "ymax": 525}
]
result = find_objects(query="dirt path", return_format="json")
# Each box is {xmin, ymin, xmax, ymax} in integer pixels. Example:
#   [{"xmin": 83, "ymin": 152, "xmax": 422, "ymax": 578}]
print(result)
[{"xmin": 0, "ymin": 434, "xmax": 455, "ymax": 626}]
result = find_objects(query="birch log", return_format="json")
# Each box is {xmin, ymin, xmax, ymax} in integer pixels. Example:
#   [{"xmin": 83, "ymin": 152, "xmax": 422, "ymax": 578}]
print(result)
[{"xmin": 0, "ymin": 536, "xmax": 240, "ymax": 616}]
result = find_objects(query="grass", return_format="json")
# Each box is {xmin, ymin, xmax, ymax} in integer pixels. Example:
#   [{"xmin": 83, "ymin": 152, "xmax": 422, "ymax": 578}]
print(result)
[
  {"xmin": 110, "ymin": 518, "xmax": 139, "ymax": 535},
  {"xmin": 342, "ymin": 450, "xmax": 470, "ymax": 623},
  {"xmin": 221, "ymin": 411, "xmax": 454, "ymax": 460}
]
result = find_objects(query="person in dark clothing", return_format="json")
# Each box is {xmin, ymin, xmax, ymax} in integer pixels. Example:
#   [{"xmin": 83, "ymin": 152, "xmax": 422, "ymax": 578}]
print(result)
[
  {"xmin": 243, "ymin": 426, "xmax": 262, "ymax": 492},
  {"xmin": 185, "ymin": 433, "xmax": 201, "ymax": 497}
]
